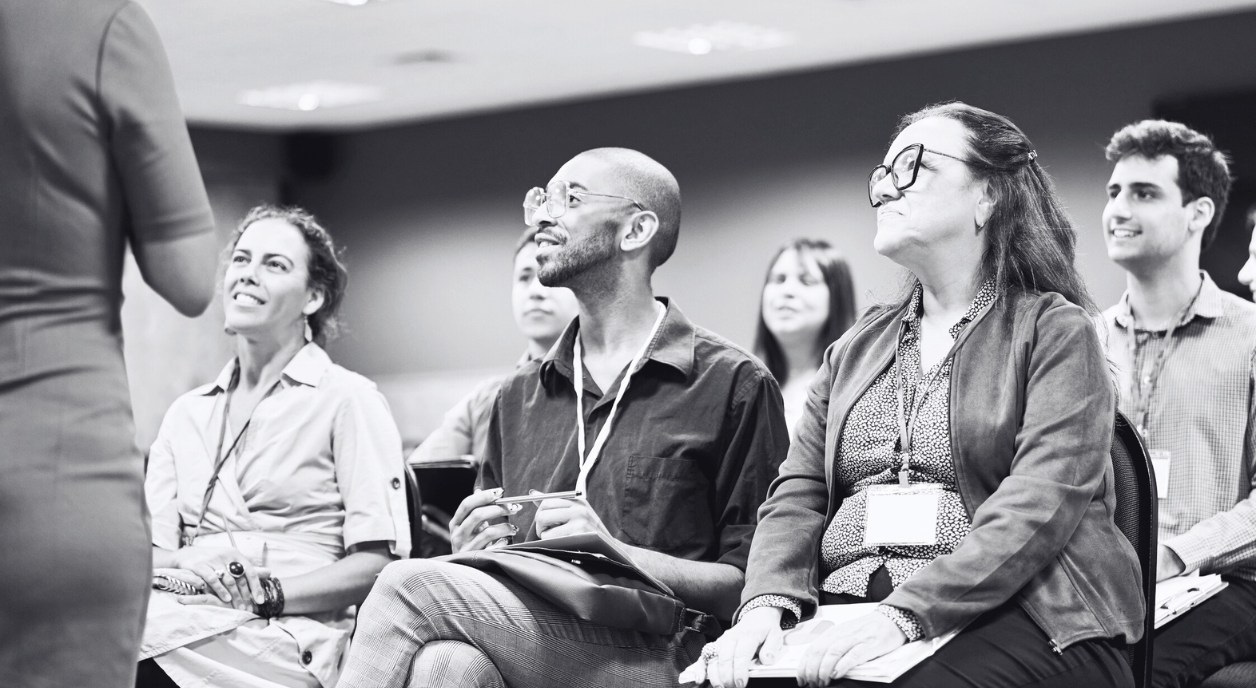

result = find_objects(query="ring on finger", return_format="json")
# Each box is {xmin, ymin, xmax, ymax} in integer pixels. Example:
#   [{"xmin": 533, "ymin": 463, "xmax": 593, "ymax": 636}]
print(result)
[
  {"xmin": 700, "ymin": 643, "xmax": 719, "ymax": 663},
  {"xmin": 228, "ymin": 561, "xmax": 246, "ymax": 578},
  {"xmin": 213, "ymin": 569, "xmax": 227, "ymax": 581}
]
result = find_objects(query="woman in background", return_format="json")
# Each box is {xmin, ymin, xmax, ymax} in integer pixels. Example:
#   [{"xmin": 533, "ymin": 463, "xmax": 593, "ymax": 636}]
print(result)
[
  {"xmin": 137, "ymin": 206, "xmax": 410, "ymax": 688},
  {"xmin": 0, "ymin": 2, "xmax": 218, "ymax": 686},
  {"xmin": 754, "ymin": 238, "xmax": 857, "ymax": 434}
]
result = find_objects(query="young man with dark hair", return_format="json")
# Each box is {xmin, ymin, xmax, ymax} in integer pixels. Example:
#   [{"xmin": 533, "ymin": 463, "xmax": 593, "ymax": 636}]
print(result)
[
  {"xmin": 1101, "ymin": 120, "xmax": 1256, "ymax": 687},
  {"xmin": 409, "ymin": 227, "xmax": 579, "ymax": 467},
  {"xmin": 338, "ymin": 148, "xmax": 788, "ymax": 688}
]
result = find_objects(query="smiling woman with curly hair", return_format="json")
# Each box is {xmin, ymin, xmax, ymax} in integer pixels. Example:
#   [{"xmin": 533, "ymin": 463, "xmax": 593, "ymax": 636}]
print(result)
[{"xmin": 137, "ymin": 206, "xmax": 411, "ymax": 688}]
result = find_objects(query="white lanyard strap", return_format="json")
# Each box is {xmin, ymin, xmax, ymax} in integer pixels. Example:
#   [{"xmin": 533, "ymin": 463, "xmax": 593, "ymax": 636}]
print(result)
[{"xmin": 572, "ymin": 302, "xmax": 667, "ymax": 496}]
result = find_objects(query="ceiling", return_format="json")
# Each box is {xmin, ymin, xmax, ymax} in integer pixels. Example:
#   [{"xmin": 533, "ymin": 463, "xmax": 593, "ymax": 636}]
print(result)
[{"xmin": 138, "ymin": 0, "xmax": 1256, "ymax": 132}]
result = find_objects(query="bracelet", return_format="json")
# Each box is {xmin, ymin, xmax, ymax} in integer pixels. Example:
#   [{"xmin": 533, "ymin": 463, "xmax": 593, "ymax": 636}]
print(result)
[
  {"xmin": 270, "ymin": 576, "xmax": 285, "ymax": 617},
  {"xmin": 255, "ymin": 576, "xmax": 285, "ymax": 618}
]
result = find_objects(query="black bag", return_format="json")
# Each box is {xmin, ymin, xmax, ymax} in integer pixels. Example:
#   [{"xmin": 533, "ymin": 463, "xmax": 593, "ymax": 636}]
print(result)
[{"xmin": 441, "ymin": 532, "xmax": 720, "ymax": 637}]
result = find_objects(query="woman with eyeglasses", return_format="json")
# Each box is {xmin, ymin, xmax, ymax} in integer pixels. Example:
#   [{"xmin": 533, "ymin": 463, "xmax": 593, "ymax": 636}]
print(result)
[
  {"xmin": 685, "ymin": 102, "xmax": 1143, "ymax": 688},
  {"xmin": 753, "ymin": 238, "xmax": 857, "ymax": 436},
  {"xmin": 135, "ymin": 206, "xmax": 410, "ymax": 688}
]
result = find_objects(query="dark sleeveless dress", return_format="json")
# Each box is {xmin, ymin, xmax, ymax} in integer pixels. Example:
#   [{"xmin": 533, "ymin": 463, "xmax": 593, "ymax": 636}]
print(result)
[{"xmin": 0, "ymin": 2, "xmax": 214, "ymax": 686}]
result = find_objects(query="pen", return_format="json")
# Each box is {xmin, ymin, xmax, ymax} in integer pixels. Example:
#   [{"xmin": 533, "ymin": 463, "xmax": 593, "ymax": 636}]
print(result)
[
  {"xmin": 1159, "ymin": 587, "xmax": 1202, "ymax": 613},
  {"xmin": 494, "ymin": 490, "xmax": 582, "ymax": 506}
]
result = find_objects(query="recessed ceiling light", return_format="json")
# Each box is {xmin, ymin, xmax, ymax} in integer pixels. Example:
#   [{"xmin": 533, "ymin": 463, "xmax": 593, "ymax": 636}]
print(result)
[
  {"xmin": 318, "ymin": 0, "xmax": 376, "ymax": 6},
  {"xmin": 237, "ymin": 81, "xmax": 383, "ymax": 111},
  {"xmin": 633, "ymin": 21, "xmax": 796, "ymax": 55}
]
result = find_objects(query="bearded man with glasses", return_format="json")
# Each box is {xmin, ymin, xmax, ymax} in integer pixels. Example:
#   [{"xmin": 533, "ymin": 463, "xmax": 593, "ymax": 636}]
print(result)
[{"xmin": 339, "ymin": 148, "xmax": 788, "ymax": 688}]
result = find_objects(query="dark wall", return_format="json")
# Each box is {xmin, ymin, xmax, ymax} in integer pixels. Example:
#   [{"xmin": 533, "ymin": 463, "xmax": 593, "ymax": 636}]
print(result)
[
  {"xmin": 1157, "ymin": 90, "xmax": 1256, "ymax": 298},
  {"xmin": 195, "ymin": 10, "xmax": 1256, "ymax": 377}
]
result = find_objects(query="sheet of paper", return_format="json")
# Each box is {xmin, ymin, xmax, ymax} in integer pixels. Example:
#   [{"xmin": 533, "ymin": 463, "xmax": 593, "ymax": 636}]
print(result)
[
  {"xmin": 750, "ymin": 605, "xmax": 958, "ymax": 683},
  {"xmin": 1154, "ymin": 574, "xmax": 1227, "ymax": 629},
  {"xmin": 680, "ymin": 604, "xmax": 959, "ymax": 685}
]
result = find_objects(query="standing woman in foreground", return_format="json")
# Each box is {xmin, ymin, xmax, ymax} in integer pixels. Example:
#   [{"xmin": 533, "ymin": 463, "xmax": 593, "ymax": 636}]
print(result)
[
  {"xmin": 688, "ymin": 102, "xmax": 1143, "ymax": 687},
  {"xmin": 754, "ymin": 238, "xmax": 857, "ymax": 435},
  {"xmin": 0, "ymin": 2, "xmax": 218, "ymax": 687},
  {"xmin": 137, "ymin": 207, "xmax": 410, "ymax": 688}
]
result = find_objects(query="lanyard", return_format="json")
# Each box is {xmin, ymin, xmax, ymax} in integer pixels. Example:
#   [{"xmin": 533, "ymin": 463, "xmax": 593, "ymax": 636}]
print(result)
[
  {"xmin": 892, "ymin": 282, "xmax": 996, "ymax": 485},
  {"xmin": 894, "ymin": 333, "xmax": 959, "ymax": 484},
  {"xmin": 1125, "ymin": 290, "xmax": 1200, "ymax": 440},
  {"xmin": 893, "ymin": 328, "xmax": 963, "ymax": 486},
  {"xmin": 189, "ymin": 365, "xmax": 279, "ymax": 544},
  {"xmin": 572, "ymin": 302, "xmax": 667, "ymax": 496}
]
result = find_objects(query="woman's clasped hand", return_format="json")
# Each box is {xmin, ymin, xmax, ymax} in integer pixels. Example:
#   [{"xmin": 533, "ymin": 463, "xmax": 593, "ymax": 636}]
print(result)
[
  {"xmin": 687, "ymin": 607, "xmax": 907, "ymax": 688},
  {"xmin": 164, "ymin": 545, "xmax": 269, "ymax": 610}
]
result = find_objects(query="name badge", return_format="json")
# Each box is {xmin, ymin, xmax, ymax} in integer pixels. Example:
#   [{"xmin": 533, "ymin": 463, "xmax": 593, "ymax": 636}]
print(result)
[
  {"xmin": 1150, "ymin": 449, "xmax": 1171, "ymax": 498},
  {"xmin": 864, "ymin": 483, "xmax": 941, "ymax": 547}
]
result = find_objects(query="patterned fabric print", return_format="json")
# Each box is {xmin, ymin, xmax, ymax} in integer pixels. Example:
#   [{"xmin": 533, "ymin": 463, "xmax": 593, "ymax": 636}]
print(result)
[
  {"xmin": 875, "ymin": 604, "xmax": 925, "ymax": 642},
  {"xmin": 738, "ymin": 595, "xmax": 802, "ymax": 628},
  {"xmin": 819, "ymin": 280, "xmax": 996, "ymax": 598}
]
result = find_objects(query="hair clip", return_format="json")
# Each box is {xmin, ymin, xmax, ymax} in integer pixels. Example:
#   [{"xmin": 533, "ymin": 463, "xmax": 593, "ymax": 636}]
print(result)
[{"xmin": 1027, "ymin": 150, "xmax": 1038, "ymax": 161}]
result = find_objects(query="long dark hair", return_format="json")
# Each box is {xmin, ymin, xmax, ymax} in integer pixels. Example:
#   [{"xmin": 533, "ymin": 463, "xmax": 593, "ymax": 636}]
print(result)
[
  {"xmin": 892, "ymin": 102, "xmax": 1097, "ymax": 314},
  {"xmin": 229, "ymin": 205, "xmax": 348, "ymax": 346},
  {"xmin": 753, "ymin": 238, "xmax": 857, "ymax": 384}
]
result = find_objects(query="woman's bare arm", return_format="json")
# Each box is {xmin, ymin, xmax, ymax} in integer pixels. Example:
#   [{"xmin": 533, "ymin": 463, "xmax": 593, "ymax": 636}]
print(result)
[{"xmin": 277, "ymin": 541, "xmax": 396, "ymax": 614}]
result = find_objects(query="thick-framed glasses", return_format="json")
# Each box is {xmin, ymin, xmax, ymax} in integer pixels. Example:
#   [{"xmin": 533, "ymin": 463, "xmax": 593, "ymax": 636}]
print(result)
[
  {"xmin": 868, "ymin": 143, "xmax": 972, "ymax": 208},
  {"xmin": 522, "ymin": 181, "xmax": 644, "ymax": 226}
]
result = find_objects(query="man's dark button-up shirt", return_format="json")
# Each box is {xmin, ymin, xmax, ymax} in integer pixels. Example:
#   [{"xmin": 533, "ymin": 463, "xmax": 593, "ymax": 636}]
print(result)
[{"xmin": 481, "ymin": 298, "xmax": 789, "ymax": 572}]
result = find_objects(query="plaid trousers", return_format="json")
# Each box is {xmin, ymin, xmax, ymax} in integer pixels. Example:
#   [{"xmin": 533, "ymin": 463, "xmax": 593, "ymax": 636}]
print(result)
[{"xmin": 339, "ymin": 558, "xmax": 707, "ymax": 688}]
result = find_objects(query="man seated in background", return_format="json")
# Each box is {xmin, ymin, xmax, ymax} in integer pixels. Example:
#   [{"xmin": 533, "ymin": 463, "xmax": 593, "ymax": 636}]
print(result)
[
  {"xmin": 409, "ymin": 226, "xmax": 578, "ymax": 466},
  {"xmin": 338, "ymin": 147, "xmax": 788, "ymax": 688},
  {"xmin": 1100, "ymin": 120, "xmax": 1256, "ymax": 688}
]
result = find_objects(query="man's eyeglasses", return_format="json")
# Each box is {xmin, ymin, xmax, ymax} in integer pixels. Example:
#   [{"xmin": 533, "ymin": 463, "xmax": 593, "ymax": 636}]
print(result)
[
  {"xmin": 523, "ymin": 181, "xmax": 644, "ymax": 226},
  {"xmin": 868, "ymin": 143, "xmax": 972, "ymax": 208}
]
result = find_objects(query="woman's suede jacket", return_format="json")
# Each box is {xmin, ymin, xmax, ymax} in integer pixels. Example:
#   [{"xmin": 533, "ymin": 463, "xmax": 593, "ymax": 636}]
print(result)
[{"xmin": 739, "ymin": 289, "xmax": 1145, "ymax": 651}]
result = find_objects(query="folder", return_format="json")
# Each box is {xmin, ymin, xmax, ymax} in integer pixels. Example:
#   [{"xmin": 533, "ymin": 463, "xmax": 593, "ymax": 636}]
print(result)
[{"xmin": 1155, "ymin": 573, "xmax": 1227, "ymax": 629}]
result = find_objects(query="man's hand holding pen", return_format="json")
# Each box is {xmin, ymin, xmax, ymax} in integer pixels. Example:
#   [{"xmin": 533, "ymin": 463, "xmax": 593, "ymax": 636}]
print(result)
[
  {"xmin": 450, "ymin": 487, "xmax": 518, "ymax": 552},
  {"xmin": 533, "ymin": 492, "xmax": 609, "ymax": 541},
  {"xmin": 450, "ymin": 488, "xmax": 592, "ymax": 552}
]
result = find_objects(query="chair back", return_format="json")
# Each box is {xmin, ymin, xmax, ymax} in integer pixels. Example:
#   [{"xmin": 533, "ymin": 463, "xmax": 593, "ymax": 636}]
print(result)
[
  {"xmin": 406, "ymin": 463, "xmax": 464, "ymax": 557},
  {"xmin": 403, "ymin": 464, "xmax": 425, "ymax": 557},
  {"xmin": 1110, "ymin": 410, "xmax": 1158, "ymax": 688}
]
